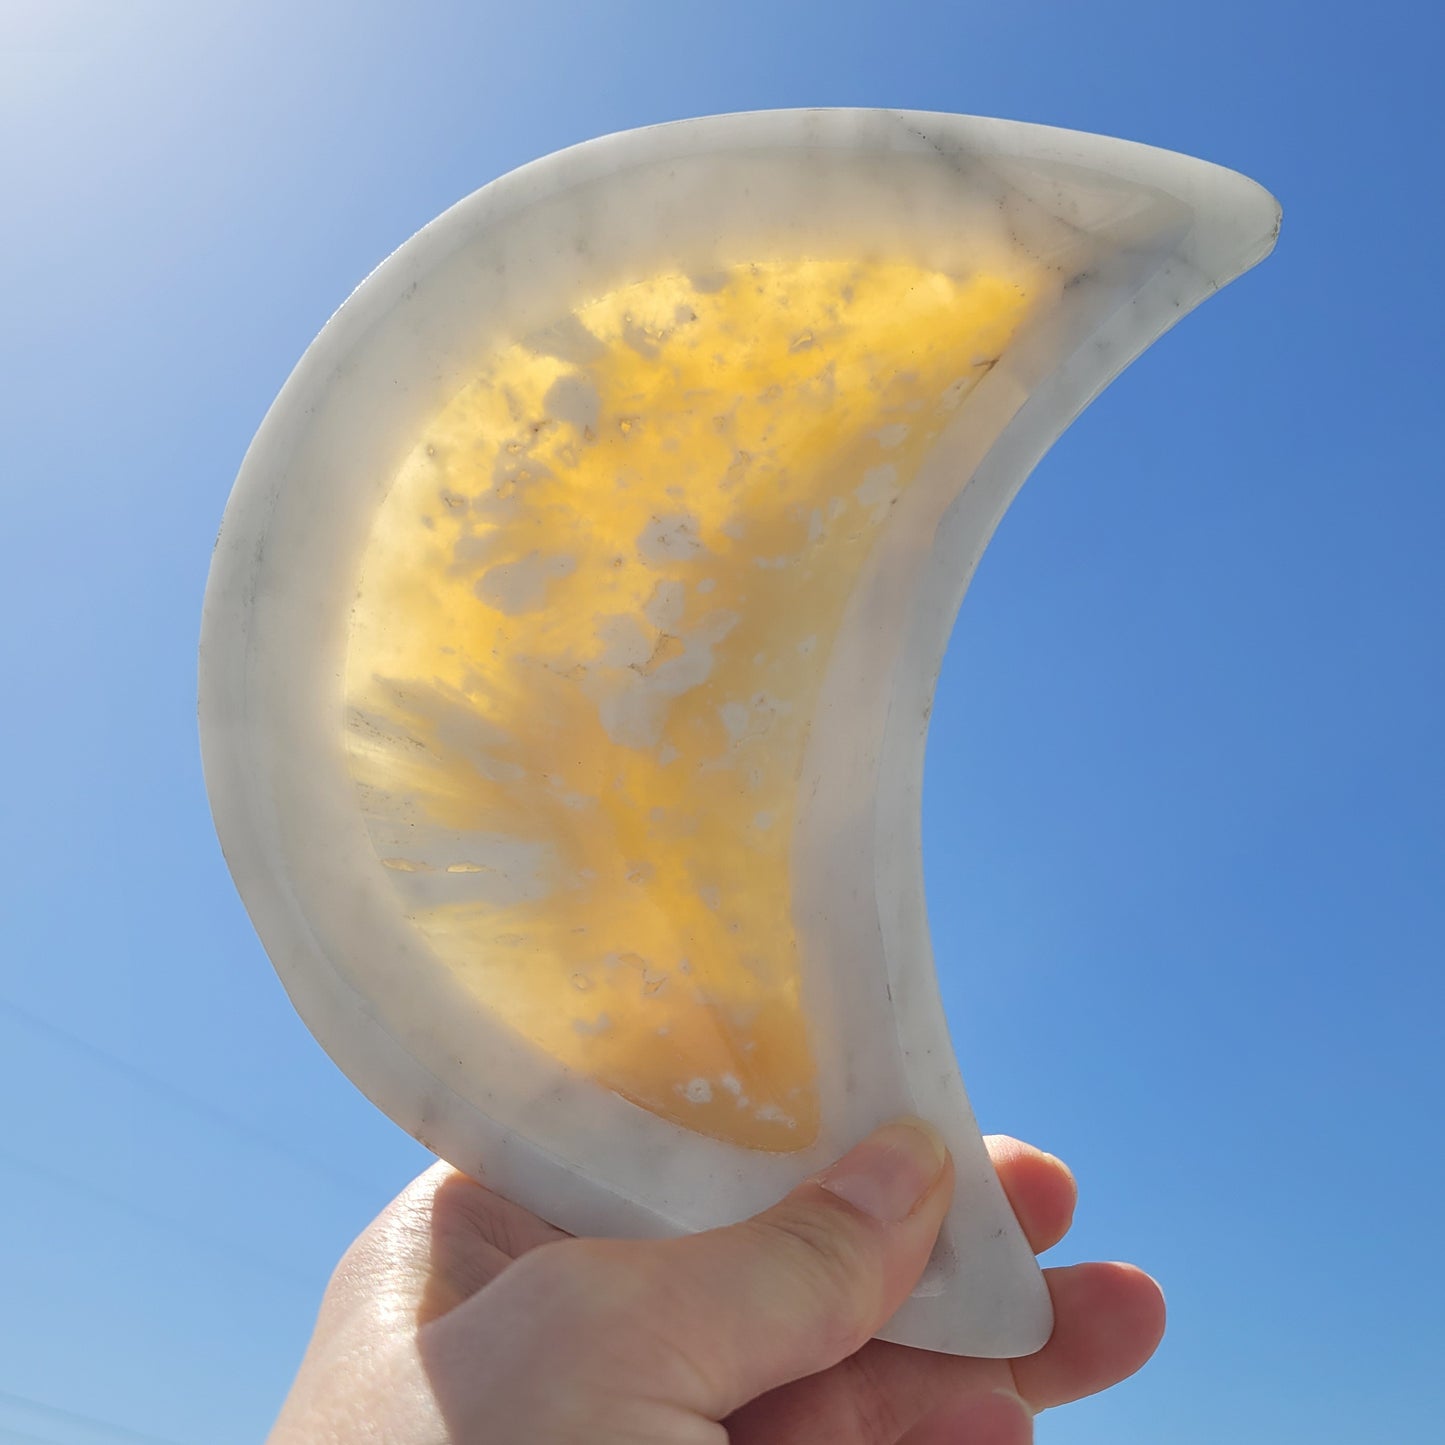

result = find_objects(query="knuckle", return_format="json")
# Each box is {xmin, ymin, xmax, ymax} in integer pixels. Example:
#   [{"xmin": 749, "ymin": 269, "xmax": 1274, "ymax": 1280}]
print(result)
[{"xmin": 325, "ymin": 1207, "xmax": 413, "ymax": 1302}]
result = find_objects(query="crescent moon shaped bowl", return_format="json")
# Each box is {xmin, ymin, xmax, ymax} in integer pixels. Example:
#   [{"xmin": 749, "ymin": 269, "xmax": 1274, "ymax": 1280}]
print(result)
[{"xmin": 199, "ymin": 109, "xmax": 1278, "ymax": 1358}]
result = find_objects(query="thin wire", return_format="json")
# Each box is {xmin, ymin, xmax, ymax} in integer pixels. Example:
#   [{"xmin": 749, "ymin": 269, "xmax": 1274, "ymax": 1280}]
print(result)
[
  {"xmin": 0, "ymin": 1384, "xmax": 190, "ymax": 1445},
  {"xmin": 0, "ymin": 1145, "xmax": 315, "ymax": 1292},
  {"xmin": 0, "ymin": 997, "xmax": 378, "ymax": 1197}
]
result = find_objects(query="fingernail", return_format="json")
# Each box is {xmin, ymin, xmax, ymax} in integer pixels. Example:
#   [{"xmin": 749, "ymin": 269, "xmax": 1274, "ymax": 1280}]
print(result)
[
  {"xmin": 1041, "ymin": 1149, "xmax": 1075, "ymax": 1185},
  {"xmin": 978, "ymin": 1390, "xmax": 1035, "ymax": 1441},
  {"xmin": 818, "ymin": 1118, "xmax": 947, "ymax": 1223},
  {"xmin": 1111, "ymin": 1261, "xmax": 1167, "ymax": 1311},
  {"xmin": 991, "ymin": 1388, "xmax": 1034, "ymax": 1418}
]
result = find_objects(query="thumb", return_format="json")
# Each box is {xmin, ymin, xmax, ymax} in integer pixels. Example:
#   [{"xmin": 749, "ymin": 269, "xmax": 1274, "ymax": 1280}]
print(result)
[{"xmin": 612, "ymin": 1117, "xmax": 954, "ymax": 1418}]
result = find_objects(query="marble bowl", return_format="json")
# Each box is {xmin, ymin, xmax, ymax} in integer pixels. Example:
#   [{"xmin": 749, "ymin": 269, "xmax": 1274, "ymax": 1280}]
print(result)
[{"xmin": 200, "ymin": 110, "xmax": 1278, "ymax": 1356}]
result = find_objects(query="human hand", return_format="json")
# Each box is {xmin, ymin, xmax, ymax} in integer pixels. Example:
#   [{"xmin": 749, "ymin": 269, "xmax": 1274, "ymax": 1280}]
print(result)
[{"xmin": 270, "ymin": 1119, "xmax": 1164, "ymax": 1444}]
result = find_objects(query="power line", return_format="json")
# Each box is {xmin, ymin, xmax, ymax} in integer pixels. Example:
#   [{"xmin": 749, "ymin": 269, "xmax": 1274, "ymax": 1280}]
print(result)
[
  {"xmin": 0, "ymin": 1385, "xmax": 190, "ymax": 1445},
  {"xmin": 0, "ymin": 1145, "xmax": 315, "ymax": 1292},
  {"xmin": 0, "ymin": 997, "xmax": 379, "ymax": 1198}
]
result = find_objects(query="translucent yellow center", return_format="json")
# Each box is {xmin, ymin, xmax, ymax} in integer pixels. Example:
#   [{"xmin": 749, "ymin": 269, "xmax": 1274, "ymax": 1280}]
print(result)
[{"xmin": 344, "ymin": 257, "xmax": 1042, "ymax": 1149}]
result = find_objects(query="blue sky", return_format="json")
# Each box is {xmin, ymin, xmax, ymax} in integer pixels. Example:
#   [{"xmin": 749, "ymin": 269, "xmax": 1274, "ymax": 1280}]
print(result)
[{"xmin": 2, "ymin": 1, "xmax": 1441, "ymax": 1441}]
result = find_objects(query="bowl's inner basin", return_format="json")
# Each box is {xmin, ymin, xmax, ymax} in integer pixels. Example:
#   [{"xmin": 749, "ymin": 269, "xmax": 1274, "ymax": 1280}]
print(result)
[{"xmin": 343, "ymin": 254, "xmax": 1050, "ymax": 1150}]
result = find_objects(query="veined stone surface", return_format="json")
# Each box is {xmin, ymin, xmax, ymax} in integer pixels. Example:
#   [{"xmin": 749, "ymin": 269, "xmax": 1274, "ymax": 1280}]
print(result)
[{"xmin": 200, "ymin": 110, "xmax": 1278, "ymax": 1357}]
